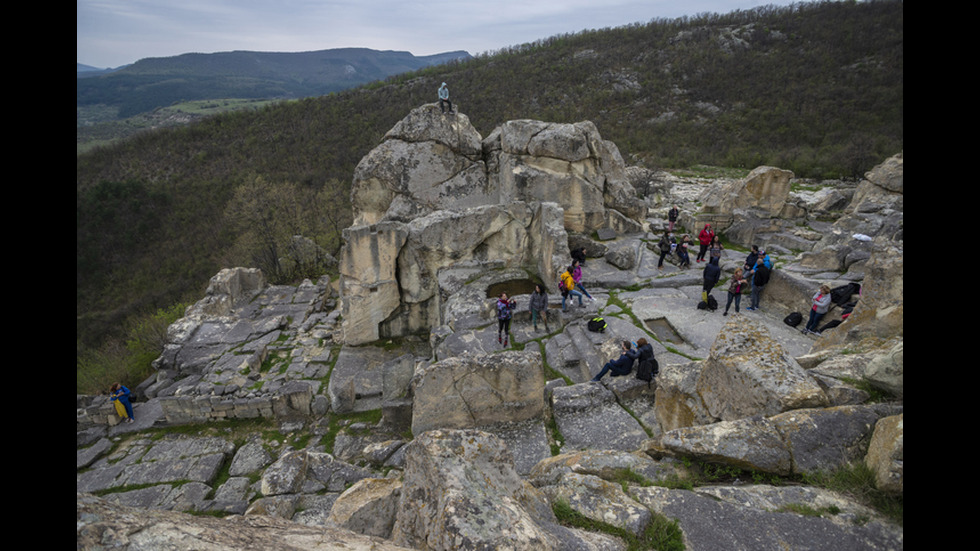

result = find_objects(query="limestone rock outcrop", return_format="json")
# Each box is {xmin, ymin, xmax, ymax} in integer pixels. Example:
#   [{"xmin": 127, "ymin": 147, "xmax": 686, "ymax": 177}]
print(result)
[{"xmin": 341, "ymin": 106, "xmax": 646, "ymax": 346}]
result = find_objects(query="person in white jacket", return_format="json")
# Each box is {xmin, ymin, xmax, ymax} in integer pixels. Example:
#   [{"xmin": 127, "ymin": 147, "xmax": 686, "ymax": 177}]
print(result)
[{"xmin": 804, "ymin": 284, "xmax": 832, "ymax": 334}]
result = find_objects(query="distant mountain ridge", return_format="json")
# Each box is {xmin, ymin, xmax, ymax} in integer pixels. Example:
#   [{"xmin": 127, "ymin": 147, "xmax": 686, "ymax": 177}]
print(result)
[{"xmin": 77, "ymin": 48, "xmax": 472, "ymax": 117}]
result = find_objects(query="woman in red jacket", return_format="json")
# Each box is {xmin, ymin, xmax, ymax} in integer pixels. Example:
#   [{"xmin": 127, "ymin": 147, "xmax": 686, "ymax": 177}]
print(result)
[{"xmin": 697, "ymin": 223, "xmax": 714, "ymax": 263}]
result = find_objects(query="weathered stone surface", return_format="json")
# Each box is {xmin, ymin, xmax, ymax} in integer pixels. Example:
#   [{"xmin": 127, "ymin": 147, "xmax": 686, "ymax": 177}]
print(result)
[
  {"xmin": 551, "ymin": 382, "xmax": 648, "ymax": 452},
  {"xmin": 865, "ymin": 414, "xmax": 903, "ymax": 495},
  {"xmin": 391, "ymin": 429, "xmax": 578, "ymax": 551},
  {"xmin": 697, "ymin": 317, "xmax": 828, "ymax": 421},
  {"xmin": 864, "ymin": 339, "xmax": 904, "ymax": 399},
  {"xmin": 661, "ymin": 415, "xmax": 793, "ymax": 475},
  {"xmin": 659, "ymin": 405, "xmax": 891, "ymax": 476},
  {"xmin": 78, "ymin": 493, "xmax": 416, "ymax": 551},
  {"xmin": 411, "ymin": 350, "xmax": 546, "ymax": 435},
  {"xmin": 632, "ymin": 485, "xmax": 903, "ymax": 550},
  {"xmin": 539, "ymin": 472, "xmax": 652, "ymax": 536},
  {"xmin": 700, "ymin": 166, "xmax": 794, "ymax": 218},
  {"xmin": 327, "ymin": 477, "xmax": 402, "ymax": 538}
]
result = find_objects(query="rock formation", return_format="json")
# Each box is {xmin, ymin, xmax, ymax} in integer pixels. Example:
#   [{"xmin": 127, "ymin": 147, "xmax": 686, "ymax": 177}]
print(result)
[
  {"xmin": 340, "ymin": 105, "xmax": 646, "ymax": 345},
  {"xmin": 77, "ymin": 108, "xmax": 903, "ymax": 550}
]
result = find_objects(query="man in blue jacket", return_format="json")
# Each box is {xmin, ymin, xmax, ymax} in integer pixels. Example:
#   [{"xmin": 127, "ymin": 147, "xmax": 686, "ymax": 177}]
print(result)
[
  {"xmin": 591, "ymin": 341, "xmax": 639, "ymax": 382},
  {"xmin": 438, "ymin": 82, "xmax": 453, "ymax": 114}
]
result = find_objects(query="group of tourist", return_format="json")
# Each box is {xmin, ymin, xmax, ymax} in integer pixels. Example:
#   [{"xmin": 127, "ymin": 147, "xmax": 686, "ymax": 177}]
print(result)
[
  {"xmin": 495, "ymin": 247, "xmax": 597, "ymax": 348},
  {"xmin": 658, "ymin": 220, "xmax": 727, "ymax": 272}
]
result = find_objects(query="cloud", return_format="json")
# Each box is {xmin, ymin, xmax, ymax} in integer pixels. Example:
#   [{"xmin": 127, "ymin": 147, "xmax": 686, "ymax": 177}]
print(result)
[{"xmin": 77, "ymin": 0, "xmax": 798, "ymax": 68}]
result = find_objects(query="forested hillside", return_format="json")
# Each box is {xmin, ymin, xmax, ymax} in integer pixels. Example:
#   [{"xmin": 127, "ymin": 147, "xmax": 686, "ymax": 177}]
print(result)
[{"xmin": 76, "ymin": 0, "xmax": 902, "ymax": 357}]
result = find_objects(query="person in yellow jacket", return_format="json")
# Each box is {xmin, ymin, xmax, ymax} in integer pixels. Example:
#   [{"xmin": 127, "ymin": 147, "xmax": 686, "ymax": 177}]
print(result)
[{"xmin": 559, "ymin": 267, "xmax": 584, "ymax": 311}]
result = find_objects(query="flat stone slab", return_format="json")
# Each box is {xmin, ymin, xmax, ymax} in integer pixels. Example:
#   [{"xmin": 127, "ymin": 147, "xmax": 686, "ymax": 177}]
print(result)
[{"xmin": 551, "ymin": 382, "xmax": 648, "ymax": 452}]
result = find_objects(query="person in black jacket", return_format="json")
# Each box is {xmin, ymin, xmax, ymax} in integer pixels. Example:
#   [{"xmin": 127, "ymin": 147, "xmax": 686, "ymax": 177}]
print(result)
[
  {"xmin": 591, "ymin": 341, "xmax": 639, "ymax": 382},
  {"xmin": 747, "ymin": 257, "xmax": 770, "ymax": 311},
  {"xmin": 701, "ymin": 257, "xmax": 721, "ymax": 303}
]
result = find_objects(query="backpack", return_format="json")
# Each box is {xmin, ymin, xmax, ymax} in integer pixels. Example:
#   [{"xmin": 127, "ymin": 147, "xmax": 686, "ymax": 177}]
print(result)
[
  {"xmin": 587, "ymin": 317, "xmax": 606, "ymax": 332},
  {"xmin": 697, "ymin": 294, "xmax": 718, "ymax": 311},
  {"xmin": 783, "ymin": 312, "xmax": 803, "ymax": 327},
  {"xmin": 636, "ymin": 358, "xmax": 659, "ymax": 385}
]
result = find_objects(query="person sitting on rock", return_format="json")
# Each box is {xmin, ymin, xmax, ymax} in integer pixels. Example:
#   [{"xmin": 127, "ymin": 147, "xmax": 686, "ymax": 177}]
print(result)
[
  {"xmin": 438, "ymin": 82, "xmax": 453, "ymax": 114},
  {"xmin": 591, "ymin": 341, "xmax": 639, "ymax": 382}
]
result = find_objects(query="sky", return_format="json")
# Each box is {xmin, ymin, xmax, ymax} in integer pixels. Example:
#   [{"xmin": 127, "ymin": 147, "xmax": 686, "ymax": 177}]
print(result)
[{"xmin": 78, "ymin": 0, "xmax": 805, "ymax": 69}]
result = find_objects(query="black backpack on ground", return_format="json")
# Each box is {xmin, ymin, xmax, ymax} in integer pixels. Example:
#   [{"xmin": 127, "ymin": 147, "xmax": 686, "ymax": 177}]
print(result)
[
  {"xmin": 636, "ymin": 357, "xmax": 659, "ymax": 385},
  {"xmin": 784, "ymin": 312, "xmax": 803, "ymax": 327},
  {"xmin": 697, "ymin": 294, "xmax": 718, "ymax": 311},
  {"xmin": 587, "ymin": 317, "xmax": 607, "ymax": 332}
]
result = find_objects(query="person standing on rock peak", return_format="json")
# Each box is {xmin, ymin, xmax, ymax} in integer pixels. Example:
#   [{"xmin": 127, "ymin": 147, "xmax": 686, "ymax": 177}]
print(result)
[{"xmin": 438, "ymin": 82, "xmax": 453, "ymax": 114}]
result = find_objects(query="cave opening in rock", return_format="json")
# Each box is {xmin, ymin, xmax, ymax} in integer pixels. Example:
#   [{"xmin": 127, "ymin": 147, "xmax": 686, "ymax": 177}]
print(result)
[{"xmin": 486, "ymin": 278, "xmax": 542, "ymax": 298}]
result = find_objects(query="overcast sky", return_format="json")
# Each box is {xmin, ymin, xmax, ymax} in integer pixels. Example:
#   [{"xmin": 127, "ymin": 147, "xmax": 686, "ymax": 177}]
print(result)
[{"xmin": 78, "ymin": 0, "xmax": 805, "ymax": 69}]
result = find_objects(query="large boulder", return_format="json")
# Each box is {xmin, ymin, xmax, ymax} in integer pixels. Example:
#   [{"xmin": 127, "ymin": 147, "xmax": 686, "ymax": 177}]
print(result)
[
  {"xmin": 340, "ymin": 109, "xmax": 651, "ymax": 345},
  {"xmin": 812, "ymin": 241, "xmax": 903, "ymax": 353},
  {"xmin": 390, "ymin": 429, "xmax": 605, "ymax": 550},
  {"xmin": 411, "ymin": 350, "xmax": 546, "ymax": 436},
  {"xmin": 483, "ymin": 119, "xmax": 645, "ymax": 231},
  {"xmin": 696, "ymin": 317, "xmax": 828, "ymax": 422},
  {"xmin": 699, "ymin": 166, "xmax": 794, "ymax": 218},
  {"xmin": 865, "ymin": 414, "xmax": 903, "ymax": 495},
  {"xmin": 340, "ymin": 202, "xmax": 568, "ymax": 346},
  {"xmin": 658, "ymin": 405, "xmax": 892, "ymax": 476},
  {"xmin": 351, "ymin": 104, "xmax": 486, "ymax": 226}
]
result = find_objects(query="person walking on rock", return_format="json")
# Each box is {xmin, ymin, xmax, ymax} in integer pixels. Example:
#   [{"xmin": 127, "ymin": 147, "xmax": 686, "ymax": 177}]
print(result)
[
  {"xmin": 571, "ymin": 260, "xmax": 594, "ymax": 302},
  {"xmin": 709, "ymin": 235, "xmax": 724, "ymax": 264},
  {"xmin": 529, "ymin": 284, "xmax": 550, "ymax": 332},
  {"xmin": 697, "ymin": 223, "xmax": 714, "ymax": 263},
  {"xmin": 747, "ymin": 256, "xmax": 770, "ymax": 311},
  {"xmin": 657, "ymin": 233, "xmax": 674, "ymax": 270},
  {"xmin": 110, "ymin": 383, "xmax": 135, "ymax": 423},
  {"xmin": 591, "ymin": 341, "xmax": 639, "ymax": 382},
  {"xmin": 668, "ymin": 205, "xmax": 679, "ymax": 233},
  {"xmin": 496, "ymin": 293, "xmax": 516, "ymax": 346},
  {"xmin": 560, "ymin": 267, "xmax": 584, "ymax": 311},
  {"xmin": 438, "ymin": 82, "xmax": 453, "ymax": 114},
  {"xmin": 723, "ymin": 268, "xmax": 748, "ymax": 316}
]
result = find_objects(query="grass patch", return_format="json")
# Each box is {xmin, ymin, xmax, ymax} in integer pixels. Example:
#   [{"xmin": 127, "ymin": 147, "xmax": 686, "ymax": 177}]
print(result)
[
  {"xmin": 321, "ymin": 409, "xmax": 384, "ymax": 454},
  {"xmin": 552, "ymin": 498, "xmax": 684, "ymax": 551},
  {"xmin": 800, "ymin": 462, "xmax": 903, "ymax": 526}
]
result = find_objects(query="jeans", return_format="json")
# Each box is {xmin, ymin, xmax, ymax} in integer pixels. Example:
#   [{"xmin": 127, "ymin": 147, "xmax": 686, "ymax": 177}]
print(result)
[
  {"xmin": 805, "ymin": 310, "xmax": 825, "ymax": 332},
  {"xmin": 725, "ymin": 292, "xmax": 741, "ymax": 313},
  {"xmin": 592, "ymin": 361, "xmax": 632, "ymax": 381},
  {"xmin": 750, "ymin": 285, "xmax": 764, "ymax": 309},
  {"xmin": 562, "ymin": 289, "xmax": 583, "ymax": 310},
  {"xmin": 531, "ymin": 308, "xmax": 548, "ymax": 328},
  {"xmin": 576, "ymin": 283, "xmax": 593, "ymax": 299}
]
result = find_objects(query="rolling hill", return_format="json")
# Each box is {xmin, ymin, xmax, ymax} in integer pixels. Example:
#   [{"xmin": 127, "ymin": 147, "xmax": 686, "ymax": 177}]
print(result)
[
  {"xmin": 76, "ymin": 0, "xmax": 903, "ymax": 354},
  {"xmin": 77, "ymin": 48, "xmax": 472, "ymax": 119}
]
